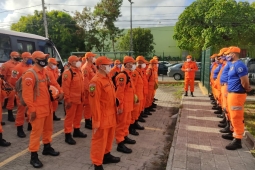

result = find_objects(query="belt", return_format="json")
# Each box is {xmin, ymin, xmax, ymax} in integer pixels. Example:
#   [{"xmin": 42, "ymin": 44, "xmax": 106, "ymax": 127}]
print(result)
[
  {"xmin": 221, "ymin": 83, "xmax": 227, "ymax": 86},
  {"xmin": 228, "ymin": 91, "xmax": 246, "ymax": 94}
]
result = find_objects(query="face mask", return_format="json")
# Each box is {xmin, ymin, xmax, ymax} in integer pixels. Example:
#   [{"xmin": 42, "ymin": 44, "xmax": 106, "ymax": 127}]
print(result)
[
  {"xmin": 211, "ymin": 59, "xmax": 215, "ymax": 62},
  {"xmin": 221, "ymin": 56, "xmax": 226, "ymax": 60},
  {"xmin": 92, "ymin": 57, "xmax": 96, "ymax": 63},
  {"xmin": 104, "ymin": 65, "xmax": 111, "ymax": 74},
  {"xmin": 75, "ymin": 61, "xmax": 82, "ymax": 68},
  {"xmin": 187, "ymin": 59, "xmax": 191, "ymax": 62},
  {"xmin": 117, "ymin": 64, "xmax": 122, "ymax": 69},
  {"xmin": 36, "ymin": 59, "xmax": 48, "ymax": 67},
  {"xmin": 131, "ymin": 64, "xmax": 136, "ymax": 71},
  {"xmin": 226, "ymin": 55, "xmax": 232, "ymax": 61},
  {"xmin": 13, "ymin": 57, "xmax": 20, "ymax": 62},
  {"xmin": 51, "ymin": 65, "xmax": 57, "ymax": 69},
  {"xmin": 26, "ymin": 58, "xmax": 33, "ymax": 65},
  {"xmin": 141, "ymin": 63, "xmax": 146, "ymax": 68}
]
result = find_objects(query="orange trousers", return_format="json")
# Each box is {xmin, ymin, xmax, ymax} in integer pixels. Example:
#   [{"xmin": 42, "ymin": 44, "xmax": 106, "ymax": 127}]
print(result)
[
  {"xmin": 52, "ymin": 100, "xmax": 58, "ymax": 112},
  {"xmin": 143, "ymin": 94, "xmax": 148, "ymax": 110},
  {"xmin": 227, "ymin": 93, "xmax": 247, "ymax": 139},
  {"xmin": 64, "ymin": 103, "xmax": 83, "ymax": 133},
  {"xmin": 184, "ymin": 78, "xmax": 195, "ymax": 92},
  {"xmin": 6, "ymin": 90, "xmax": 15, "ymax": 110},
  {"xmin": 131, "ymin": 103, "xmax": 140, "ymax": 124},
  {"xmin": 116, "ymin": 111, "xmax": 131, "ymax": 144},
  {"xmin": 145, "ymin": 88, "xmax": 154, "ymax": 108},
  {"xmin": 91, "ymin": 127, "xmax": 115, "ymax": 166},
  {"xmin": 221, "ymin": 85, "xmax": 229, "ymax": 119},
  {"xmin": 84, "ymin": 91, "xmax": 92, "ymax": 119},
  {"xmin": 29, "ymin": 113, "xmax": 53, "ymax": 152},
  {"xmin": 0, "ymin": 103, "xmax": 2, "ymax": 133},
  {"xmin": 15, "ymin": 96, "xmax": 28, "ymax": 127}
]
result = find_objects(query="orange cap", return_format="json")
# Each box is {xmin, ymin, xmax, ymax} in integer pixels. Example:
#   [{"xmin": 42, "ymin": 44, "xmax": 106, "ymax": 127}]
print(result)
[
  {"xmin": 48, "ymin": 58, "xmax": 58, "ymax": 64},
  {"xmin": 210, "ymin": 54, "xmax": 218, "ymax": 59},
  {"xmin": 68, "ymin": 55, "xmax": 80, "ymax": 63},
  {"xmin": 114, "ymin": 60, "xmax": 121, "ymax": 64},
  {"xmin": 136, "ymin": 56, "xmax": 146, "ymax": 63},
  {"xmin": 21, "ymin": 52, "xmax": 32, "ymax": 58},
  {"xmin": 123, "ymin": 56, "xmax": 136, "ymax": 64},
  {"xmin": 10, "ymin": 51, "xmax": 20, "ymax": 56},
  {"xmin": 32, "ymin": 51, "xmax": 49, "ymax": 59},
  {"xmin": 95, "ymin": 56, "xmax": 113, "ymax": 66},
  {"xmin": 153, "ymin": 56, "xmax": 158, "ymax": 60},
  {"xmin": 225, "ymin": 46, "xmax": 241, "ymax": 54},
  {"xmin": 217, "ymin": 48, "xmax": 228, "ymax": 56},
  {"xmin": 150, "ymin": 59, "xmax": 158, "ymax": 64},
  {"xmin": 186, "ymin": 55, "xmax": 192, "ymax": 59},
  {"xmin": 85, "ymin": 52, "xmax": 97, "ymax": 59},
  {"xmin": 82, "ymin": 57, "xmax": 86, "ymax": 62}
]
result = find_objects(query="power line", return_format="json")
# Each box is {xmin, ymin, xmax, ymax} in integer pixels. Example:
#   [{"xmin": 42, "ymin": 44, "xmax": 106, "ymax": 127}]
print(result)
[
  {"xmin": 47, "ymin": 4, "xmax": 188, "ymax": 8},
  {"xmin": 0, "ymin": 5, "xmax": 41, "ymax": 14}
]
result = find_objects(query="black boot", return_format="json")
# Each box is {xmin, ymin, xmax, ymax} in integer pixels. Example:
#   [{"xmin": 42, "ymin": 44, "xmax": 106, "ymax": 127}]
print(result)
[
  {"xmin": 117, "ymin": 141, "xmax": 132, "ymax": 153},
  {"xmin": 7, "ymin": 110, "xmax": 15, "ymax": 122},
  {"xmin": 219, "ymin": 117, "xmax": 226, "ymax": 124},
  {"xmin": 27, "ymin": 123, "xmax": 32, "ymax": 131},
  {"xmin": 94, "ymin": 164, "xmax": 104, "ymax": 170},
  {"xmin": 0, "ymin": 133, "xmax": 11, "ymax": 147},
  {"xmin": 65, "ymin": 133, "xmax": 76, "ymax": 145},
  {"xmin": 134, "ymin": 120, "xmax": 144, "ymax": 130},
  {"xmin": 85, "ymin": 119, "xmax": 92, "ymax": 130},
  {"xmin": 191, "ymin": 92, "xmax": 194, "ymax": 97},
  {"xmin": 214, "ymin": 109, "xmax": 222, "ymax": 115},
  {"xmin": 217, "ymin": 114, "xmax": 224, "ymax": 118},
  {"xmin": 124, "ymin": 136, "xmax": 136, "ymax": 144},
  {"xmin": 73, "ymin": 128, "xmax": 87, "ymax": 138},
  {"xmin": 1, "ymin": 122, "xmax": 5, "ymax": 126},
  {"xmin": 30, "ymin": 152, "xmax": 43, "ymax": 168},
  {"xmin": 211, "ymin": 101, "xmax": 216, "ymax": 105},
  {"xmin": 220, "ymin": 121, "xmax": 232, "ymax": 133},
  {"xmin": 184, "ymin": 91, "xmax": 188, "ymax": 96},
  {"xmin": 17, "ymin": 125, "xmax": 26, "ymax": 138},
  {"xmin": 103, "ymin": 152, "xmax": 120, "ymax": 164},
  {"xmin": 148, "ymin": 107, "xmax": 156, "ymax": 112},
  {"xmin": 141, "ymin": 112, "xmax": 148, "ymax": 118},
  {"xmin": 53, "ymin": 112, "xmax": 61, "ymax": 121},
  {"xmin": 42, "ymin": 143, "xmax": 60, "ymax": 156},
  {"xmin": 154, "ymin": 98, "xmax": 158, "ymax": 101},
  {"xmin": 218, "ymin": 121, "xmax": 227, "ymax": 128},
  {"xmin": 129, "ymin": 124, "xmax": 139, "ymax": 136},
  {"xmin": 138, "ymin": 116, "xmax": 146, "ymax": 123},
  {"xmin": 222, "ymin": 132, "xmax": 234, "ymax": 140},
  {"xmin": 144, "ymin": 109, "xmax": 152, "ymax": 115},
  {"xmin": 226, "ymin": 138, "xmax": 242, "ymax": 150}
]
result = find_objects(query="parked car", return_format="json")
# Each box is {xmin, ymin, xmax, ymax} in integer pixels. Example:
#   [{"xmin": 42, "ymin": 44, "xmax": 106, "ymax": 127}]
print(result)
[
  {"xmin": 158, "ymin": 61, "xmax": 171, "ymax": 65},
  {"xmin": 158, "ymin": 63, "xmax": 169, "ymax": 75},
  {"xmin": 167, "ymin": 62, "xmax": 201, "ymax": 80}
]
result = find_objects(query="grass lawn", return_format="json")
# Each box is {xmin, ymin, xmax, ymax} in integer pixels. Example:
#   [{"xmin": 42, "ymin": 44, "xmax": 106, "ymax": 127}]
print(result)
[{"xmin": 244, "ymin": 104, "xmax": 255, "ymax": 137}]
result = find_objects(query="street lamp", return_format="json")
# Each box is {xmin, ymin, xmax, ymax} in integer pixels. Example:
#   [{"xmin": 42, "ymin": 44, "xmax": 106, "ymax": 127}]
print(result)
[{"xmin": 128, "ymin": 0, "xmax": 134, "ymax": 56}]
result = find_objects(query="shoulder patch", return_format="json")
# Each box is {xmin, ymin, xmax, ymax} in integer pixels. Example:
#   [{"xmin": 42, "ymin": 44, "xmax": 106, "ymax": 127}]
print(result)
[
  {"xmin": 89, "ymin": 83, "xmax": 96, "ymax": 97},
  {"xmin": 25, "ymin": 78, "xmax": 32, "ymax": 86},
  {"xmin": 63, "ymin": 74, "xmax": 68, "ymax": 80},
  {"xmin": 237, "ymin": 67, "xmax": 243, "ymax": 73},
  {"xmin": 11, "ymin": 70, "xmax": 19, "ymax": 78},
  {"xmin": 119, "ymin": 78, "xmax": 124, "ymax": 82}
]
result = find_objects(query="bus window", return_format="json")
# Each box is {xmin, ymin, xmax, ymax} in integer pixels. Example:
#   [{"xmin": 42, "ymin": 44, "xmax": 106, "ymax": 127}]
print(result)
[
  {"xmin": 17, "ymin": 40, "xmax": 35, "ymax": 54},
  {"xmin": 45, "ymin": 46, "xmax": 54, "ymax": 57},
  {"xmin": 17, "ymin": 42, "xmax": 23, "ymax": 54},
  {"xmin": 27, "ymin": 43, "xmax": 34, "ymax": 53},
  {"xmin": 0, "ymin": 34, "xmax": 11, "ymax": 62}
]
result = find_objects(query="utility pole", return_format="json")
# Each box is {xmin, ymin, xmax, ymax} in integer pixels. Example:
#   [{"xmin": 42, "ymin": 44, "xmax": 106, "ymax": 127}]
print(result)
[
  {"xmin": 42, "ymin": 0, "xmax": 49, "ymax": 38},
  {"xmin": 128, "ymin": 0, "xmax": 134, "ymax": 56}
]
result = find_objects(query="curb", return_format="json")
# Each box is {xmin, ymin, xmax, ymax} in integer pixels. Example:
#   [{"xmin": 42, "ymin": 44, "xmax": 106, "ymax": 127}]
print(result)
[
  {"xmin": 165, "ymin": 95, "xmax": 184, "ymax": 170},
  {"xmin": 158, "ymin": 81, "xmax": 199, "ymax": 85},
  {"xmin": 244, "ymin": 130, "xmax": 255, "ymax": 150}
]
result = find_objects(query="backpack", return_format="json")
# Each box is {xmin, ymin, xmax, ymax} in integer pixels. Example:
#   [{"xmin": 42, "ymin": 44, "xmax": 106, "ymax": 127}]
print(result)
[
  {"xmin": 15, "ymin": 68, "xmax": 50, "ymax": 106},
  {"xmin": 57, "ymin": 68, "xmax": 74, "ymax": 86},
  {"xmin": 112, "ymin": 71, "xmax": 131, "ymax": 90}
]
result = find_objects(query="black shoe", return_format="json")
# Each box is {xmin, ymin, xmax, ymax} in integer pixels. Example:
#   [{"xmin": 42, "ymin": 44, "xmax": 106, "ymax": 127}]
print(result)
[
  {"xmin": 42, "ymin": 143, "xmax": 60, "ymax": 156},
  {"xmin": 73, "ymin": 128, "xmax": 87, "ymax": 138},
  {"xmin": 217, "ymin": 114, "xmax": 224, "ymax": 118},
  {"xmin": 184, "ymin": 91, "xmax": 188, "ymax": 96},
  {"xmin": 58, "ymin": 101, "xmax": 62, "ymax": 105},
  {"xmin": 65, "ymin": 133, "xmax": 76, "ymax": 145},
  {"xmin": 17, "ymin": 125, "xmax": 26, "ymax": 138},
  {"xmin": 191, "ymin": 92, "xmax": 194, "ymax": 97},
  {"xmin": 144, "ymin": 111, "xmax": 152, "ymax": 116},
  {"xmin": 148, "ymin": 107, "xmax": 156, "ymax": 112},
  {"xmin": 219, "ymin": 117, "xmax": 226, "ymax": 124},
  {"xmin": 218, "ymin": 122, "xmax": 227, "ymax": 128},
  {"xmin": 141, "ymin": 113, "xmax": 148, "ymax": 118},
  {"xmin": 134, "ymin": 120, "xmax": 144, "ymax": 130},
  {"xmin": 1, "ymin": 122, "xmax": 5, "ymax": 126},
  {"xmin": 94, "ymin": 164, "xmax": 104, "ymax": 170},
  {"xmin": 103, "ymin": 152, "xmax": 120, "ymax": 164},
  {"xmin": 214, "ymin": 110, "xmax": 222, "ymax": 115},
  {"xmin": 0, "ymin": 133, "xmax": 11, "ymax": 147},
  {"xmin": 117, "ymin": 142, "xmax": 132, "ymax": 153},
  {"xmin": 211, "ymin": 101, "xmax": 216, "ymax": 105},
  {"xmin": 53, "ymin": 112, "xmax": 61, "ymax": 121},
  {"xmin": 220, "ymin": 121, "xmax": 232, "ymax": 133},
  {"xmin": 226, "ymin": 138, "xmax": 242, "ymax": 150},
  {"xmin": 124, "ymin": 136, "xmax": 136, "ymax": 144},
  {"xmin": 7, "ymin": 110, "xmax": 15, "ymax": 122},
  {"xmin": 154, "ymin": 98, "xmax": 158, "ymax": 101},
  {"xmin": 222, "ymin": 132, "xmax": 234, "ymax": 140},
  {"xmin": 138, "ymin": 116, "xmax": 146, "ymax": 123},
  {"xmin": 30, "ymin": 152, "xmax": 43, "ymax": 168},
  {"xmin": 27, "ymin": 123, "xmax": 32, "ymax": 131},
  {"xmin": 85, "ymin": 119, "xmax": 92, "ymax": 130},
  {"xmin": 129, "ymin": 124, "xmax": 139, "ymax": 136}
]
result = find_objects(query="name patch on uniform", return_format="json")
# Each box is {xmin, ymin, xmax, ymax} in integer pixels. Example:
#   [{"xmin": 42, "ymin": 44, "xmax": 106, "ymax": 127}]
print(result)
[
  {"xmin": 119, "ymin": 78, "xmax": 124, "ymax": 82},
  {"xmin": 237, "ymin": 67, "xmax": 243, "ymax": 73},
  {"xmin": 89, "ymin": 84, "xmax": 96, "ymax": 97}
]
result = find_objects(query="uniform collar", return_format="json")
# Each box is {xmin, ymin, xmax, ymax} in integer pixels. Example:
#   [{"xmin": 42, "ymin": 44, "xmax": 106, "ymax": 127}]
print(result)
[{"xmin": 33, "ymin": 65, "xmax": 45, "ymax": 74}]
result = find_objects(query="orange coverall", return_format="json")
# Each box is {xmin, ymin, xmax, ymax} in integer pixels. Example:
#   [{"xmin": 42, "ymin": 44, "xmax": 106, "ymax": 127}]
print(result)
[
  {"xmin": 22, "ymin": 66, "xmax": 62, "ymax": 152},
  {"xmin": 153, "ymin": 65, "xmax": 158, "ymax": 98},
  {"xmin": 0, "ymin": 80, "xmax": 8, "ymax": 133},
  {"xmin": 131, "ymin": 68, "xmax": 144, "ymax": 122},
  {"xmin": 62, "ymin": 66, "xmax": 84, "ymax": 133},
  {"xmin": 81, "ymin": 62, "xmax": 96, "ymax": 120},
  {"xmin": 145, "ymin": 67, "xmax": 156, "ymax": 108},
  {"xmin": 115, "ymin": 69, "xmax": 135, "ymax": 144},
  {"xmin": 181, "ymin": 61, "xmax": 198, "ymax": 92},
  {"xmin": 9, "ymin": 62, "xmax": 32, "ymax": 127},
  {"xmin": 109, "ymin": 66, "xmax": 120, "ymax": 78},
  {"xmin": 89, "ymin": 72, "xmax": 117, "ymax": 166},
  {"xmin": 1, "ymin": 60, "xmax": 18, "ymax": 110},
  {"xmin": 142, "ymin": 67, "xmax": 149, "ymax": 110}
]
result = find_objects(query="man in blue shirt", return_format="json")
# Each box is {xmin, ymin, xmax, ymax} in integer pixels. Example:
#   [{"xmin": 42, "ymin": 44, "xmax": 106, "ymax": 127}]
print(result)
[{"xmin": 223, "ymin": 46, "xmax": 251, "ymax": 150}]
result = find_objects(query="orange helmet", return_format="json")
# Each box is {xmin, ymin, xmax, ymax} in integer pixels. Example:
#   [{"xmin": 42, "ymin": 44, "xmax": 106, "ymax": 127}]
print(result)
[{"xmin": 49, "ymin": 85, "xmax": 59, "ymax": 100}]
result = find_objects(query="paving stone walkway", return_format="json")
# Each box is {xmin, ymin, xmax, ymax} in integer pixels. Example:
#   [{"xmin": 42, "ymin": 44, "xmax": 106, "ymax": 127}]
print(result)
[{"xmin": 167, "ymin": 87, "xmax": 255, "ymax": 170}]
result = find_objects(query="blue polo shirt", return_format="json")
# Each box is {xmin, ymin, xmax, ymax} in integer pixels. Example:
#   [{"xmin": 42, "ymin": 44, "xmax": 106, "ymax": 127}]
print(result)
[
  {"xmin": 213, "ymin": 63, "xmax": 222, "ymax": 79},
  {"xmin": 227, "ymin": 60, "xmax": 248, "ymax": 93},
  {"xmin": 220, "ymin": 62, "xmax": 230, "ymax": 84}
]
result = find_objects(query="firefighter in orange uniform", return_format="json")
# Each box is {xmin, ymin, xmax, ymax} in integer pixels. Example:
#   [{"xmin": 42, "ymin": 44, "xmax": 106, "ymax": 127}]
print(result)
[
  {"xmin": 81, "ymin": 57, "xmax": 86, "ymax": 67},
  {"xmin": 152, "ymin": 56, "xmax": 159, "ymax": 102},
  {"xmin": 89, "ymin": 56, "xmax": 120, "ymax": 170},
  {"xmin": 22, "ymin": 51, "xmax": 64, "ymax": 168},
  {"xmin": 81, "ymin": 52, "xmax": 97, "ymax": 130},
  {"xmin": 210, "ymin": 54, "xmax": 219, "ymax": 103},
  {"xmin": 46, "ymin": 58, "xmax": 62, "ymax": 121},
  {"xmin": 181, "ymin": 55, "xmax": 198, "ymax": 97},
  {"xmin": 109, "ymin": 60, "xmax": 122, "ymax": 78},
  {"xmin": 1, "ymin": 51, "xmax": 20, "ymax": 122},
  {"xmin": 62, "ymin": 55, "xmax": 87, "ymax": 145},
  {"xmin": 9, "ymin": 52, "xmax": 33, "ymax": 138},
  {"xmin": 115, "ymin": 56, "xmax": 137, "ymax": 154}
]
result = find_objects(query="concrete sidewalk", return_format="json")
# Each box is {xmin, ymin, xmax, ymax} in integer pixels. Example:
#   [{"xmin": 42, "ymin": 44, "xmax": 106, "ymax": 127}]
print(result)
[{"xmin": 167, "ymin": 87, "xmax": 255, "ymax": 170}]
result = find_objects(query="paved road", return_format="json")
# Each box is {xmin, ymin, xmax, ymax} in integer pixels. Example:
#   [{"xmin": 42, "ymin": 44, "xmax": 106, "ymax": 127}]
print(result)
[{"xmin": 0, "ymin": 86, "xmax": 179, "ymax": 170}]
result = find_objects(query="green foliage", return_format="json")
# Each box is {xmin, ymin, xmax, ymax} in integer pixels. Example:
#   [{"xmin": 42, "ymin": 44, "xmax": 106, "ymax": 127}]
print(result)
[
  {"xmin": 118, "ymin": 27, "xmax": 155, "ymax": 57},
  {"xmin": 11, "ymin": 10, "xmax": 85, "ymax": 59}
]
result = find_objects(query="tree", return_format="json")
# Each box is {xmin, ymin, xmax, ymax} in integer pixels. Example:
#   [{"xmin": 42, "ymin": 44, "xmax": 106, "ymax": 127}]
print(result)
[
  {"xmin": 118, "ymin": 28, "xmax": 155, "ymax": 57},
  {"xmin": 11, "ymin": 10, "xmax": 85, "ymax": 59}
]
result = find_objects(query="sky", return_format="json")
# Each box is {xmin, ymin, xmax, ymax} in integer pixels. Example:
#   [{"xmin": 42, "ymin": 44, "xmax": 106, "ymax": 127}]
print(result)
[{"xmin": 0, "ymin": 0, "xmax": 254, "ymax": 30}]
